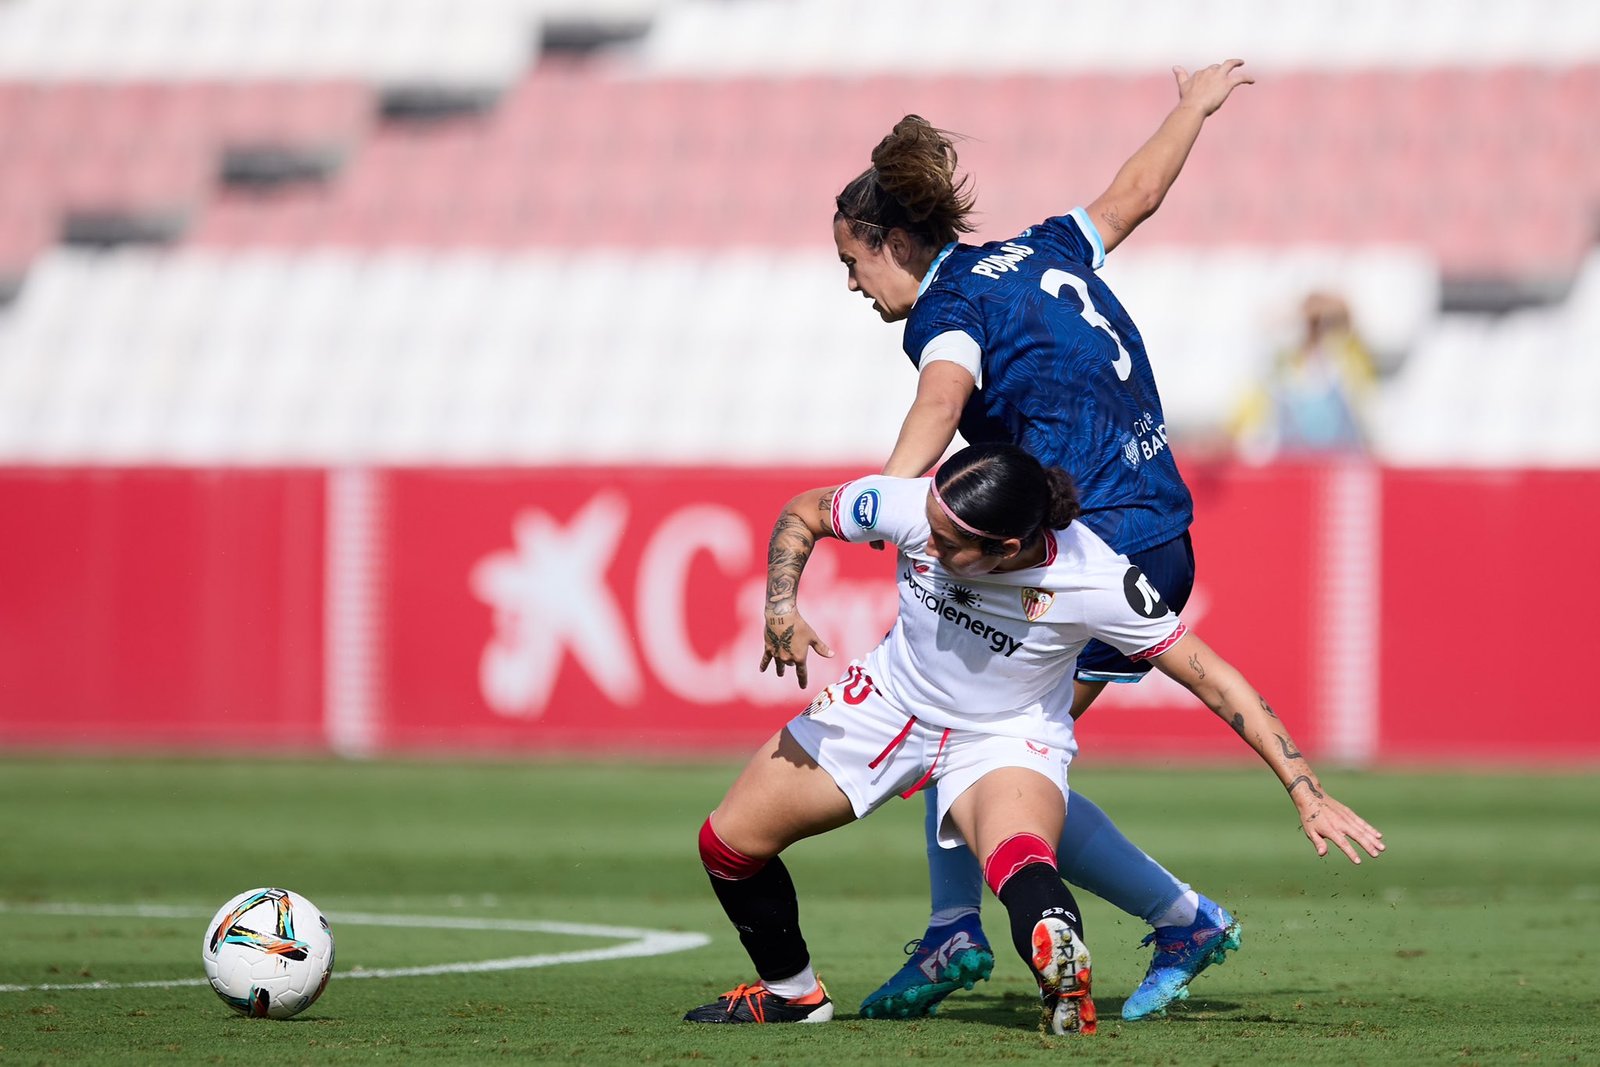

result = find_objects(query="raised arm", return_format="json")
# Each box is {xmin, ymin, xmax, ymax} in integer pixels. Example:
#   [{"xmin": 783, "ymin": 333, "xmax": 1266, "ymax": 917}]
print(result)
[
  {"xmin": 1086, "ymin": 59, "xmax": 1254, "ymax": 256},
  {"xmin": 1153, "ymin": 629, "xmax": 1385, "ymax": 864},
  {"xmin": 760, "ymin": 486, "xmax": 842, "ymax": 687},
  {"xmin": 882, "ymin": 361, "xmax": 976, "ymax": 477}
]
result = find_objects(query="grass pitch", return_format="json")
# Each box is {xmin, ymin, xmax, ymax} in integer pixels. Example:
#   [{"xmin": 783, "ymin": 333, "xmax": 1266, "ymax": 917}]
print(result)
[{"xmin": 1, "ymin": 756, "xmax": 1596, "ymax": 1065}]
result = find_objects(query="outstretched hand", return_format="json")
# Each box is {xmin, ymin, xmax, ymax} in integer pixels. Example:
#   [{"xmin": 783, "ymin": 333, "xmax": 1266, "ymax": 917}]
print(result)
[
  {"xmin": 760, "ymin": 609, "xmax": 834, "ymax": 689},
  {"xmin": 1173, "ymin": 58, "xmax": 1254, "ymax": 116},
  {"xmin": 1290, "ymin": 786, "xmax": 1386, "ymax": 865}
]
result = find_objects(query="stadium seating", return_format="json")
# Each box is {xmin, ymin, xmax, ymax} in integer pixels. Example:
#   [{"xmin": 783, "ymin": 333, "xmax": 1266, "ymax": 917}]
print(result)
[
  {"xmin": 0, "ymin": 0, "xmax": 538, "ymax": 85},
  {"xmin": 0, "ymin": 1, "xmax": 1596, "ymax": 467},
  {"xmin": 156, "ymin": 65, "xmax": 1595, "ymax": 280},
  {"xmin": 632, "ymin": 0, "xmax": 1600, "ymax": 73},
  {"xmin": 1375, "ymin": 251, "xmax": 1600, "ymax": 466}
]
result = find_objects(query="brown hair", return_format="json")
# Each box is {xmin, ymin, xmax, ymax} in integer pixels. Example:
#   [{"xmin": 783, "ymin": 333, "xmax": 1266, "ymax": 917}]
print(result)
[{"xmin": 835, "ymin": 115, "xmax": 977, "ymax": 251}]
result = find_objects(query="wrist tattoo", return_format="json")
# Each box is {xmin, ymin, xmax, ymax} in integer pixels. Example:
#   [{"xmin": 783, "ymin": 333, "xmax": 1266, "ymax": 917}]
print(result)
[{"xmin": 1287, "ymin": 775, "xmax": 1324, "ymax": 799}]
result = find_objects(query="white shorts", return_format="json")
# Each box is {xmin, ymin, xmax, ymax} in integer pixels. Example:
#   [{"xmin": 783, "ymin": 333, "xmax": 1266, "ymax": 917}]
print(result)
[{"xmin": 784, "ymin": 664, "xmax": 1072, "ymax": 850}]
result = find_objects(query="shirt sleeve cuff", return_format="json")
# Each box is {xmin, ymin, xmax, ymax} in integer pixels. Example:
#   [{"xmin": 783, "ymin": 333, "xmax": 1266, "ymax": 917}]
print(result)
[
  {"xmin": 1128, "ymin": 621, "xmax": 1187, "ymax": 662},
  {"xmin": 1069, "ymin": 206, "xmax": 1107, "ymax": 270},
  {"xmin": 918, "ymin": 329, "xmax": 983, "ymax": 385}
]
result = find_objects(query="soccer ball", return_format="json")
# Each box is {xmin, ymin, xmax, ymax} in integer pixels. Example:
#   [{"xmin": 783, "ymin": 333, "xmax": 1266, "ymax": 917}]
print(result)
[{"xmin": 201, "ymin": 888, "xmax": 335, "ymax": 1019}]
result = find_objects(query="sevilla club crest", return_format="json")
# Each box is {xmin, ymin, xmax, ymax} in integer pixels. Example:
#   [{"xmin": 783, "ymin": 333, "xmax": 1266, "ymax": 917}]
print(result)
[{"xmin": 1021, "ymin": 587, "xmax": 1054, "ymax": 622}]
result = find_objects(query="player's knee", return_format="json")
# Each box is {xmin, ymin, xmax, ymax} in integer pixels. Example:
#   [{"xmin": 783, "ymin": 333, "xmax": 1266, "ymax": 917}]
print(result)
[
  {"xmin": 697, "ymin": 816, "xmax": 769, "ymax": 880},
  {"xmin": 983, "ymin": 831, "xmax": 1057, "ymax": 897}
]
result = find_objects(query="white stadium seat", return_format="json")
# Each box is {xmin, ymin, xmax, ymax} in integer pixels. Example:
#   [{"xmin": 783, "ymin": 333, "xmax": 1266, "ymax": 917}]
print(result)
[{"xmin": 6, "ymin": 240, "xmax": 1593, "ymax": 467}]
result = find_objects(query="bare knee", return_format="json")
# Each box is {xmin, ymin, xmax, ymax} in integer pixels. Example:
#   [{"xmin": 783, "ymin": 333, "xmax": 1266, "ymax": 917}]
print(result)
[{"xmin": 701, "ymin": 728, "xmax": 856, "ymax": 860}]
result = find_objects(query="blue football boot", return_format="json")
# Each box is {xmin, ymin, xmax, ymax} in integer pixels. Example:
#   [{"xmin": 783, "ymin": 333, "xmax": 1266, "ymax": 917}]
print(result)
[
  {"xmin": 1122, "ymin": 896, "xmax": 1242, "ymax": 1020},
  {"xmin": 858, "ymin": 914, "xmax": 995, "ymax": 1019}
]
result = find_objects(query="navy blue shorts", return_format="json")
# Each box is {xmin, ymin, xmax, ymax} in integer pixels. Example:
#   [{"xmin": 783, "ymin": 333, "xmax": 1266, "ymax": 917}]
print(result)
[{"xmin": 1075, "ymin": 531, "xmax": 1196, "ymax": 683}]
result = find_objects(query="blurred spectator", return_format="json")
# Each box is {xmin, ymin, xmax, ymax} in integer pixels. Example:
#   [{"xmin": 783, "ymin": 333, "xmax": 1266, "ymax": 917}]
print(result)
[{"xmin": 1230, "ymin": 291, "xmax": 1378, "ymax": 461}]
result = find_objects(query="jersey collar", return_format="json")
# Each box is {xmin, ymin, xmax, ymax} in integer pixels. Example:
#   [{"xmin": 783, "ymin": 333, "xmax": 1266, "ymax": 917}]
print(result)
[{"xmin": 915, "ymin": 242, "xmax": 957, "ymax": 303}]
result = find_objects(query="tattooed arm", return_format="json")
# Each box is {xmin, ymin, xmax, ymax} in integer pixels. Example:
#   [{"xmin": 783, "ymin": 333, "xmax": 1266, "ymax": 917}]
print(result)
[
  {"xmin": 1085, "ymin": 60, "xmax": 1253, "ymax": 255},
  {"xmin": 759, "ymin": 487, "xmax": 843, "ymax": 689},
  {"xmin": 1152, "ymin": 629, "xmax": 1386, "ymax": 865}
]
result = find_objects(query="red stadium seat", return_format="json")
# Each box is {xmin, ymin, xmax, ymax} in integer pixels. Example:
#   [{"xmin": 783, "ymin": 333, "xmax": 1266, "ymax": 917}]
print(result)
[{"xmin": 3, "ymin": 63, "xmax": 1590, "ymax": 276}]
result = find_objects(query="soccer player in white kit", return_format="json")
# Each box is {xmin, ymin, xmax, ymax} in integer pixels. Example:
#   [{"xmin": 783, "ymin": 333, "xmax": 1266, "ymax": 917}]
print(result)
[{"xmin": 684, "ymin": 444, "xmax": 1383, "ymax": 1034}]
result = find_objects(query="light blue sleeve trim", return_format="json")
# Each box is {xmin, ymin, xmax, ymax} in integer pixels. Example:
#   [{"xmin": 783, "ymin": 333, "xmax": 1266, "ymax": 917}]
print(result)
[
  {"xmin": 1069, "ymin": 206, "xmax": 1106, "ymax": 270},
  {"xmin": 1074, "ymin": 669, "xmax": 1147, "ymax": 684},
  {"xmin": 915, "ymin": 242, "xmax": 957, "ymax": 301}
]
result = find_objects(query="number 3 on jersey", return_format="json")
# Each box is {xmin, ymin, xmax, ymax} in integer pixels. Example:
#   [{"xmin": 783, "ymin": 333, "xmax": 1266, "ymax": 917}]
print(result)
[{"xmin": 1040, "ymin": 268, "xmax": 1132, "ymax": 381}]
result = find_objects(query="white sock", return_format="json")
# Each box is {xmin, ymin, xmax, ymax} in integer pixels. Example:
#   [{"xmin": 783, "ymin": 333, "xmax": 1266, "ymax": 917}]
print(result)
[
  {"xmin": 929, "ymin": 906, "xmax": 980, "ymax": 928},
  {"xmin": 1151, "ymin": 890, "xmax": 1200, "ymax": 929},
  {"xmin": 763, "ymin": 965, "xmax": 819, "ymax": 999}
]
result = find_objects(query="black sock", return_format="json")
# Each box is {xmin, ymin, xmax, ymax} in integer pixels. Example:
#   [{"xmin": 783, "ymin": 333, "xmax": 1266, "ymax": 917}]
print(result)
[
  {"xmin": 996, "ymin": 862, "xmax": 1083, "ymax": 965},
  {"xmin": 706, "ymin": 856, "xmax": 811, "ymax": 984}
]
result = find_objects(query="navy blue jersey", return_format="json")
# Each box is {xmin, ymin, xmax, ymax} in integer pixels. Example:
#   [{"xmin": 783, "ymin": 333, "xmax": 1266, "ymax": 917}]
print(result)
[{"xmin": 902, "ymin": 208, "xmax": 1192, "ymax": 555}]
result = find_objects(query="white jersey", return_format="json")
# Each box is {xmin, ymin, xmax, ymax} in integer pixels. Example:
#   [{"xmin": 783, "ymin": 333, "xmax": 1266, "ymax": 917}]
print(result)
[{"xmin": 828, "ymin": 476, "xmax": 1186, "ymax": 751}]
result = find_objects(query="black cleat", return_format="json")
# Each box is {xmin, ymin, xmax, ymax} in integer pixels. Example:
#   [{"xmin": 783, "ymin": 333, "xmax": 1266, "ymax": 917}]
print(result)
[{"xmin": 683, "ymin": 981, "xmax": 835, "ymax": 1024}]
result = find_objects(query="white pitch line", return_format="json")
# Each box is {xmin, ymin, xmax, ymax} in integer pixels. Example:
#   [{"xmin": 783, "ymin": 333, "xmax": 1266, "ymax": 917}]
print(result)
[{"xmin": 0, "ymin": 903, "xmax": 710, "ymax": 994}]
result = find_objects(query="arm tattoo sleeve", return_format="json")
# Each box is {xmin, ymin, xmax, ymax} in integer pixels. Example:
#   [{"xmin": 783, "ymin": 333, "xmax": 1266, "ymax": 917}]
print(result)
[
  {"xmin": 1275, "ymin": 733, "xmax": 1304, "ymax": 761},
  {"xmin": 766, "ymin": 510, "xmax": 816, "ymax": 612}
]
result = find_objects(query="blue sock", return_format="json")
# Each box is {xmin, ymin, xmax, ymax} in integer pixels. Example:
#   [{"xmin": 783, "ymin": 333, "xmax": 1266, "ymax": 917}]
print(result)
[
  {"xmin": 923, "ymin": 790, "xmax": 983, "ymax": 919},
  {"xmin": 918, "ymin": 789, "xmax": 1190, "ymax": 929},
  {"xmin": 1056, "ymin": 791, "xmax": 1189, "ymax": 925}
]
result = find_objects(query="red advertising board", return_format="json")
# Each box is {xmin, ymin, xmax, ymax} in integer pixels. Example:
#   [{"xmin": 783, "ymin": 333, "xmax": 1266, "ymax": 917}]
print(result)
[
  {"xmin": 372, "ymin": 465, "xmax": 1324, "ymax": 760},
  {"xmin": 1377, "ymin": 469, "xmax": 1600, "ymax": 762},
  {"xmin": 2, "ymin": 464, "xmax": 1596, "ymax": 763},
  {"xmin": 0, "ymin": 468, "xmax": 325, "ymax": 748},
  {"xmin": 377, "ymin": 467, "xmax": 894, "ymax": 754}
]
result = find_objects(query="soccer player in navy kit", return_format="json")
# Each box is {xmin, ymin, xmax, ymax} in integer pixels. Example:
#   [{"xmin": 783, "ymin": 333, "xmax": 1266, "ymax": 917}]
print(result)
[{"xmin": 832, "ymin": 60, "xmax": 1261, "ymax": 1020}]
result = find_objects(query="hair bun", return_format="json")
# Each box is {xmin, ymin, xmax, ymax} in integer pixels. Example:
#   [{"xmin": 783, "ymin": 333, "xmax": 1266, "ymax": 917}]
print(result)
[{"xmin": 870, "ymin": 115, "xmax": 966, "ymax": 224}]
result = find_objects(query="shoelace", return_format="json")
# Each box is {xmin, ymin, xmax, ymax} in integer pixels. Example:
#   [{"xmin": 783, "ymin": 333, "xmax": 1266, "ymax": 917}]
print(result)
[
  {"xmin": 1140, "ymin": 928, "xmax": 1203, "ymax": 958},
  {"xmin": 715, "ymin": 980, "xmax": 825, "ymax": 1021},
  {"xmin": 717, "ymin": 983, "xmax": 770, "ymax": 1022}
]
